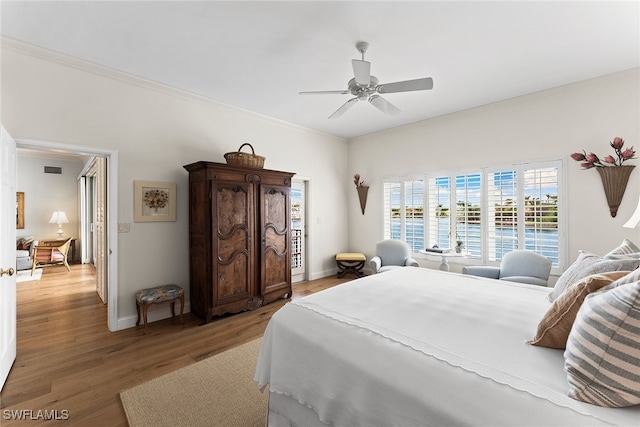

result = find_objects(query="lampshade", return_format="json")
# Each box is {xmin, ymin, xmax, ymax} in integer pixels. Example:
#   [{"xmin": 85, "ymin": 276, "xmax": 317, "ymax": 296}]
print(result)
[
  {"xmin": 623, "ymin": 196, "xmax": 640, "ymax": 229},
  {"xmin": 49, "ymin": 210, "xmax": 69, "ymax": 225},
  {"xmin": 49, "ymin": 210, "xmax": 69, "ymax": 239}
]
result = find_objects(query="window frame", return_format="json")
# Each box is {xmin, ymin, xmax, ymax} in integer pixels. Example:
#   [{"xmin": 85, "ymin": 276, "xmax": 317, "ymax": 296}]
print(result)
[{"xmin": 382, "ymin": 158, "xmax": 567, "ymax": 276}]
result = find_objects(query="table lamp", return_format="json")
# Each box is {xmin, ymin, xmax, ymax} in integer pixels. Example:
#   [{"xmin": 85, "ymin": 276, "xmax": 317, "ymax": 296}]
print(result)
[{"xmin": 49, "ymin": 210, "xmax": 69, "ymax": 239}]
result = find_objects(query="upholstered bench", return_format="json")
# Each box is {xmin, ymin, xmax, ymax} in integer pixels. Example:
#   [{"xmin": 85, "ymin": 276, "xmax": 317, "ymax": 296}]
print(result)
[
  {"xmin": 135, "ymin": 284, "xmax": 185, "ymax": 334},
  {"xmin": 335, "ymin": 253, "xmax": 367, "ymax": 278}
]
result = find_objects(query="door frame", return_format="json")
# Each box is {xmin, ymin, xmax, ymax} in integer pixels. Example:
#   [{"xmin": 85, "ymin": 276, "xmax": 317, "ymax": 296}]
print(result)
[
  {"xmin": 291, "ymin": 176, "xmax": 309, "ymax": 283},
  {"xmin": 15, "ymin": 138, "xmax": 119, "ymax": 332}
]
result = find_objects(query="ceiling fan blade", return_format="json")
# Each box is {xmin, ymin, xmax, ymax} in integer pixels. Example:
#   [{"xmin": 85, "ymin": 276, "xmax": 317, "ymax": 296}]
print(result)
[
  {"xmin": 328, "ymin": 98, "xmax": 358, "ymax": 119},
  {"xmin": 368, "ymin": 95, "xmax": 401, "ymax": 116},
  {"xmin": 377, "ymin": 77, "xmax": 434, "ymax": 94},
  {"xmin": 352, "ymin": 59, "xmax": 371, "ymax": 86},
  {"xmin": 299, "ymin": 90, "xmax": 350, "ymax": 95}
]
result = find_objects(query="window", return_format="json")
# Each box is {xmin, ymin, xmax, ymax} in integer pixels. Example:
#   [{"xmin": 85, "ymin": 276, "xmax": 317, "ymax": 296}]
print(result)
[
  {"xmin": 455, "ymin": 173, "xmax": 482, "ymax": 257},
  {"xmin": 383, "ymin": 159, "xmax": 564, "ymax": 272},
  {"xmin": 486, "ymin": 163, "xmax": 561, "ymax": 266},
  {"xmin": 383, "ymin": 178, "xmax": 424, "ymax": 252}
]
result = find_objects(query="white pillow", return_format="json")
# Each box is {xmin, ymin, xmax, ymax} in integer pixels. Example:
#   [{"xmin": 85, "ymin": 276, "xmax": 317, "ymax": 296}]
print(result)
[
  {"xmin": 548, "ymin": 251, "xmax": 639, "ymax": 302},
  {"xmin": 564, "ymin": 281, "xmax": 640, "ymax": 407}
]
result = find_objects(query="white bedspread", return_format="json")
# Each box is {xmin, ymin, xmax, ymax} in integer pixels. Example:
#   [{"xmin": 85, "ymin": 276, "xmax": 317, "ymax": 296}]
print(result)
[{"xmin": 255, "ymin": 267, "xmax": 640, "ymax": 426}]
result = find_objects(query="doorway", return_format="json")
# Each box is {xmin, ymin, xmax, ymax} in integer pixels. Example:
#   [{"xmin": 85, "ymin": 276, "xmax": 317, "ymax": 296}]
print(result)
[
  {"xmin": 291, "ymin": 179, "xmax": 307, "ymax": 283},
  {"xmin": 15, "ymin": 138, "xmax": 118, "ymax": 331}
]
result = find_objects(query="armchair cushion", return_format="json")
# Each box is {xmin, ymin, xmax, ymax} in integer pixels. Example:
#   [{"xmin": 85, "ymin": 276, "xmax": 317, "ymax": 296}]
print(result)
[
  {"xmin": 16, "ymin": 237, "xmax": 37, "ymax": 271},
  {"xmin": 370, "ymin": 240, "xmax": 419, "ymax": 273},
  {"xmin": 462, "ymin": 250, "xmax": 552, "ymax": 287},
  {"xmin": 498, "ymin": 250, "xmax": 551, "ymax": 282}
]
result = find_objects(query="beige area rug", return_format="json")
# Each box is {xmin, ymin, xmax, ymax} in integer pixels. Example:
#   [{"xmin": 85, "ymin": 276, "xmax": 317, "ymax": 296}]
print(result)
[
  {"xmin": 15, "ymin": 268, "xmax": 42, "ymax": 283},
  {"xmin": 120, "ymin": 338, "xmax": 267, "ymax": 427}
]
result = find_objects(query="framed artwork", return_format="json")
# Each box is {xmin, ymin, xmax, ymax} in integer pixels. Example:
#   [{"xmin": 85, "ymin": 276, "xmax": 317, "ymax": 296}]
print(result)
[
  {"xmin": 134, "ymin": 181, "xmax": 176, "ymax": 222},
  {"xmin": 16, "ymin": 192, "xmax": 25, "ymax": 229}
]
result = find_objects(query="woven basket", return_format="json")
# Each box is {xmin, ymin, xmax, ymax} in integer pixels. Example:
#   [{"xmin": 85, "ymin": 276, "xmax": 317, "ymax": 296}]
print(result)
[{"xmin": 224, "ymin": 143, "xmax": 265, "ymax": 169}]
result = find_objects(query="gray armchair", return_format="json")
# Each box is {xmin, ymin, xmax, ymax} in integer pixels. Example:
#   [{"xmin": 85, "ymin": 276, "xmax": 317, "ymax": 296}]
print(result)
[
  {"xmin": 461, "ymin": 249, "xmax": 552, "ymax": 287},
  {"xmin": 16, "ymin": 237, "xmax": 37, "ymax": 271},
  {"xmin": 370, "ymin": 240, "xmax": 419, "ymax": 274}
]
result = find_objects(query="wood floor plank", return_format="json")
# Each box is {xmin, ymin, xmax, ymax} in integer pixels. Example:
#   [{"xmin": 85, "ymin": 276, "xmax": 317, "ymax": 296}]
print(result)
[{"xmin": 1, "ymin": 264, "xmax": 348, "ymax": 425}]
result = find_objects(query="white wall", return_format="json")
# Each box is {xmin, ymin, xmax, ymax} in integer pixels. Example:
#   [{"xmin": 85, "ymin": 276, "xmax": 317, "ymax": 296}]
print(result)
[
  {"xmin": 347, "ymin": 69, "xmax": 640, "ymax": 277},
  {"xmin": 16, "ymin": 154, "xmax": 84, "ymax": 261},
  {"xmin": 4, "ymin": 39, "xmax": 639, "ymax": 326},
  {"xmin": 2, "ymin": 42, "xmax": 349, "ymax": 326}
]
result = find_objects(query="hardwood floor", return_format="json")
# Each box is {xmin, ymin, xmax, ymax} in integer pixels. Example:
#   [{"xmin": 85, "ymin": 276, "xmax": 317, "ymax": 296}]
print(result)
[{"xmin": 1, "ymin": 264, "xmax": 349, "ymax": 426}]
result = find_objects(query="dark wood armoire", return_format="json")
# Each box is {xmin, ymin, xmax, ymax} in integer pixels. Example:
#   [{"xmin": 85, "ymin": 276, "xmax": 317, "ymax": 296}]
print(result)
[{"xmin": 183, "ymin": 161, "xmax": 294, "ymax": 323}]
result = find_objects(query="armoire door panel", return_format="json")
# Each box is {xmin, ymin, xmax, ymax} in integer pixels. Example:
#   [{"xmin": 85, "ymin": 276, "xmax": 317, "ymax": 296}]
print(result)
[
  {"xmin": 262, "ymin": 187, "xmax": 287, "ymax": 231},
  {"xmin": 261, "ymin": 185, "xmax": 291, "ymax": 295},
  {"xmin": 215, "ymin": 184, "xmax": 250, "ymax": 233},
  {"xmin": 213, "ymin": 181, "xmax": 253, "ymax": 304},
  {"xmin": 216, "ymin": 254, "xmax": 250, "ymax": 301}
]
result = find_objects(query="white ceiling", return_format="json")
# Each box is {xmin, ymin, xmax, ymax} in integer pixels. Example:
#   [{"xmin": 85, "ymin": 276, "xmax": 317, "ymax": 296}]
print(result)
[{"xmin": 1, "ymin": 1, "xmax": 639, "ymax": 139}]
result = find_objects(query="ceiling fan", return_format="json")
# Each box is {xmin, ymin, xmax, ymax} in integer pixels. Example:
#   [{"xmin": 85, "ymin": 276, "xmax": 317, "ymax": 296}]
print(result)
[{"xmin": 299, "ymin": 41, "xmax": 434, "ymax": 119}]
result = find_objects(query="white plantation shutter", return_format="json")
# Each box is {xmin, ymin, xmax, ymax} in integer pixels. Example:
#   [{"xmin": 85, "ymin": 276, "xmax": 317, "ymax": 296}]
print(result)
[
  {"xmin": 427, "ymin": 175, "xmax": 451, "ymax": 249},
  {"xmin": 455, "ymin": 173, "xmax": 482, "ymax": 257},
  {"xmin": 486, "ymin": 170, "xmax": 519, "ymax": 261},
  {"xmin": 404, "ymin": 178, "xmax": 424, "ymax": 252},
  {"xmin": 383, "ymin": 181, "xmax": 401, "ymax": 241},
  {"xmin": 523, "ymin": 166, "xmax": 560, "ymax": 266},
  {"xmin": 383, "ymin": 178, "xmax": 424, "ymax": 252},
  {"xmin": 383, "ymin": 160, "xmax": 563, "ymax": 271},
  {"xmin": 486, "ymin": 162, "xmax": 561, "ymax": 267}
]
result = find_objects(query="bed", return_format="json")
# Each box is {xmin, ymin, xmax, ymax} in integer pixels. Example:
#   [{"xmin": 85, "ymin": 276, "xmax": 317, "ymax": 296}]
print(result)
[{"xmin": 255, "ymin": 267, "xmax": 640, "ymax": 426}]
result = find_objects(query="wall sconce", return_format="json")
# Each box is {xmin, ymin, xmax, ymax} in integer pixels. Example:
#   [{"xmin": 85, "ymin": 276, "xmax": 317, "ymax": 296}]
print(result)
[
  {"xmin": 357, "ymin": 186, "xmax": 369, "ymax": 215},
  {"xmin": 49, "ymin": 210, "xmax": 69, "ymax": 239},
  {"xmin": 353, "ymin": 173, "xmax": 369, "ymax": 215},
  {"xmin": 597, "ymin": 165, "xmax": 635, "ymax": 217}
]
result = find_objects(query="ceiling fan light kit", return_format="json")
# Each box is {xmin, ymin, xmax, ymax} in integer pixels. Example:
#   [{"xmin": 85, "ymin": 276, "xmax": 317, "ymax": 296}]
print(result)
[{"xmin": 300, "ymin": 41, "xmax": 433, "ymax": 119}]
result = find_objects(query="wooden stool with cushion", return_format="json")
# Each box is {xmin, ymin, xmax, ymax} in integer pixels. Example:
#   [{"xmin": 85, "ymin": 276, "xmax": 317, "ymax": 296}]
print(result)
[
  {"xmin": 335, "ymin": 253, "xmax": 367, "ymax": 278},
  {"xmin": 135, "ymin": 284, "xmax": 185, "ymax": 334}
]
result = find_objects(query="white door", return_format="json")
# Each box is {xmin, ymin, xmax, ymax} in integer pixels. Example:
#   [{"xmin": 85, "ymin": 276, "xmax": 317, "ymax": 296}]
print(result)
[
  {"xmin": 0, "ymin": 125, "xmax": 17, "ymax": 390},
  {"xmin": 291, "ymin": 180, "xmax": 306, "ymax": 283}
]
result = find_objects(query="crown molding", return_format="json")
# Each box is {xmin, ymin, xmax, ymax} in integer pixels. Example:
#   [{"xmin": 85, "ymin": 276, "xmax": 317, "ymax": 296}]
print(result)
[{"xmin": 1, "ymin": 36, "xmax": 345, "ymax": 141}]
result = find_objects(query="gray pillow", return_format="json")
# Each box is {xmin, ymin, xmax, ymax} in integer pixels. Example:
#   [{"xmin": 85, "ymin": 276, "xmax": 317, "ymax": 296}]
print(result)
[
  {"xmin": 564, "ymin": 281, "xmax": 640, "ymax": 407},
  {"xmin": 605, "ymin": 238, "xmax": 640, "ymax": 257},
  {"xmin": 548, "ymin": 251, "xmax": 639, "ymax": 302}
]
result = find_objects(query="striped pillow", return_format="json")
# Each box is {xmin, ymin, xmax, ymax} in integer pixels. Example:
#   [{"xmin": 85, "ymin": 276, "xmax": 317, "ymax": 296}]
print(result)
[
  {"xmin": 605, "ymin": 238, "xmax": 640, "ymax": 257},
  {"xmin": 604, "ymin": 269, "xmax": 640, "ymax": 291},
  {"xmin": 564, "ymin": 281, "xmax": 640, "ymax": 407}
]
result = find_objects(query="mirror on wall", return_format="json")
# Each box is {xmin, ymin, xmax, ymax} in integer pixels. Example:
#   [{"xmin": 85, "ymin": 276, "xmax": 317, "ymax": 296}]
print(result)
[{"xmin": 16, "ymin": 192, "xmax": 24, "ymax": 229}]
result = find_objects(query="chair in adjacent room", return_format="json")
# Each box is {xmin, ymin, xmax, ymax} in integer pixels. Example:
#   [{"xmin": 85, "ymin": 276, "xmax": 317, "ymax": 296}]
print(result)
[
  {"xmin": 16, "ymin": 237, "xmax": 37, "ymax": 271},
  {"xmin": 370, "ymin": 239, "xmax": 419, "ymax": 274},
  {"xmin": 462, "ymin": 249, "xmax": 552, "ymax": 286},
  {"xmin": 31, "ymin": 237, "xmax": 73, "ymax": 276}
]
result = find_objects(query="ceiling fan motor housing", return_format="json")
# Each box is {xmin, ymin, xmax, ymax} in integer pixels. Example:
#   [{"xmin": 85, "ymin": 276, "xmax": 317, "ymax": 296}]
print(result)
[{"xmin": 348, "ymin": 76, "xmax": 379, "ymax": 100}]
